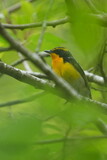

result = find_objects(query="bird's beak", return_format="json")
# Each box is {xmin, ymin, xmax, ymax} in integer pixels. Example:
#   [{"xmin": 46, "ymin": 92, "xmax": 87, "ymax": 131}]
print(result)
[{"xmin": 44, "ymin": 50, "xmax": 51, "ymax": 54}]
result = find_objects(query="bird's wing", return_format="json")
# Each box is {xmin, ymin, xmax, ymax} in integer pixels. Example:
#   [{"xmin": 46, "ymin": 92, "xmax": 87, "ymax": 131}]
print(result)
[{"xmin": 67, "ymin": 56, "xmax": 91, "ymax": 97}]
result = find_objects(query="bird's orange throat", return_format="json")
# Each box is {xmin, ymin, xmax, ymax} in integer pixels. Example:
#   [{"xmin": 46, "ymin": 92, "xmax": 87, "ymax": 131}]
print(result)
[{"xmin": 51, "ymin": 53, "xmax": 63, "ymax": 76}]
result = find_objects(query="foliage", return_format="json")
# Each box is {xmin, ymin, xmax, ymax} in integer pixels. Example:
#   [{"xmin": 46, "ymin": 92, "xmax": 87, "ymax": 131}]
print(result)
[{"xmin": 0, "ymin": 0, "xmax": 107, "ymax": 160}]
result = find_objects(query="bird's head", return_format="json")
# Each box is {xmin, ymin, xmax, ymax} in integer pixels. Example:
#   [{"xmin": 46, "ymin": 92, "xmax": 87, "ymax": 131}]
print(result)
[{"xmin": 45, "ymin": 47, "xmax": 71, "ymax": 62}]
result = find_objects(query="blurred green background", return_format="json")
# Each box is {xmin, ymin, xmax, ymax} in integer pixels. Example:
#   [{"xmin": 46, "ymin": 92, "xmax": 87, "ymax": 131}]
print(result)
[{"xmin": 0, "ymin": 0, "xmax": 107, "ymax": 160}]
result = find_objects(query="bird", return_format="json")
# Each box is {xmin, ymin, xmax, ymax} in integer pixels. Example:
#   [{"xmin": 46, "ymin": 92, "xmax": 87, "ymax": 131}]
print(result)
[{"xmin": 45, "ymin": 47, "xmax": 91, "ymax": 98}]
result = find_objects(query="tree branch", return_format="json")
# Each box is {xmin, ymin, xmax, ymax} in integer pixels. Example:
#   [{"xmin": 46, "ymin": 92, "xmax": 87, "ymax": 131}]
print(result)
[
  {"xmin": 25, "ymin": 71, "xmax": 49, "ymax": 79},
  {"xmin": 2, "ymin": 17, "xmax": 69, "ymax": 30},
  {"xmin": 11, "ymin": 52, "xmax": 49, "ymax": 67},
  {"xmin": 27, "ymin": 71, "xmax": 106, "ymax": 86},
  {"xmin": 0, "ymin": 61, "xmax": 53, "ymax": 91},
  {"xmin": 0, "ymin": 60, "xmax": 107, "ymax": 109},
  {"xmin": 85, "ymin": 71, "xmax": 105, "ymax": 85},
  {"xmin": 35, "ymin": 21, "xmax": 47, "ymax": 53}
]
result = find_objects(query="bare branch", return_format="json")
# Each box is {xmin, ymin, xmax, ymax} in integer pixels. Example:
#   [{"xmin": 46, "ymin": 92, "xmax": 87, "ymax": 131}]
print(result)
[
  {"xmin": 35, "ymin": 0, "xmax": 54, "ymax": 53},
  {"xmin": 0, "ymin": 61, "xmax": 107, "ymax": 109},
  {"xmin": 11, "ymin": 52, "xmax": 49, "ymax": 67},
  {"xmin": 2, "ymin": 69, "xmax": 104, "ymax": 86},
  {"xmin": 0, "ymin": 61, "xmax": 53, "ymax": 91},
  {"xmin": 38, "ymin": 51, "xmax": 49, "ymax": 58},
  {"xmin": 27, "ymin": 71, "xmax": 106, "ymax": 85},
  {"xmin": 85, "ymin": 71, "xmax": 105, "ymax": 85},
  {"xmin": 2, "ymin": 17, "xmax": 69, "ymax": 30},
  {"xmin": 18, "ymin": 52, "xmax": 32, "ymax": 72},
  {"xmin": 35, "ymin": 21, "xmax": 47, "ymax": 53},
  {"xmin": 26, "ymin": 71, "xmax": 49, "ymax": 79},
  {"xmin": 11, "ymin": 58, "xmax": 28, "ymax": 66}
]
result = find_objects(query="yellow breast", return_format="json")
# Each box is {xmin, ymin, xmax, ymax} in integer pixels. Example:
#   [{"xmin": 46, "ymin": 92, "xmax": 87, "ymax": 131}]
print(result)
[{"xmin": 51, "ymin": 53, "xmax": 81, "ymax": 82}]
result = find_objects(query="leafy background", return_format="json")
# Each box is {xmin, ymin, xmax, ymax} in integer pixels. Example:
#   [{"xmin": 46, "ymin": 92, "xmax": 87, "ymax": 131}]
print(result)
[{"xmin": 0, "ymin": 0, "xmax": 107, "ymax": 160}]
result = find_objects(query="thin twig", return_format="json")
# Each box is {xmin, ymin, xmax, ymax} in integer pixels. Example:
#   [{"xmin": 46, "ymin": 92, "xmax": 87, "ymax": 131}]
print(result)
[
  {"xmin": 35, "ymin": 0, "xmax": 54, "ymax": 53},
  {"xmin": 11, "ymin": 52, "xmax": 49, "ymax": 67},
  {"xmin": 7, "ymin": 0, "xmax": 36, "ymax": 13},
  {"xmin": 2, "ymin": 17, "xmax": 69, "ymax": 30},
  {"xmin": 62, "ymin": 127, "xmax": 71, "ymax": 160},
  {"xmin": 98, "ymin": 41, "xmax": 107, "ymax": 83},
  {"xmin": 95, "ymin": 119, "xmax": 107, "ymax": 135},
  {"xmin": 85, "ymin": 0, "xmax": 101, "ymax": 14},
  {"xmin": 38, "ymin": 51, "xmax": 50, "ymax": 57},
  {"xmin": 91, "ymin": 87, "xmax": 107, "ymax": 92},
  {"xmin": 18, "ymin": 52, "xmax": 32, "ymax": 72},
  {"xmin": 28, "ymin": 72, "xmax": 48, "ymax": 79},
  {"xmin": 35, "ymin": 21, "xmax": 47, "ymax": 53},
  {"xmin": 11, "ymin": 58, "xmax": 28, "ymax": 66},
  {"xmin": 0, "ymin": 91, "xmax": 45, "ymax": 107},
  {"xmin": 0, "ymin": 46, "xmax": 12, "ymax": 52},
  {"xmin": 34, "ymin": 135, "xmax": 107, "ymax": 145}
]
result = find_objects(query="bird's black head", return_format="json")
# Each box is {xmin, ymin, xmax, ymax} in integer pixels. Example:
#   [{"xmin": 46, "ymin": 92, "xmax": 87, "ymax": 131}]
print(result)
[{"xmin": 45, "ymin": 47, "xmax": 72, "ymax": 62}]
